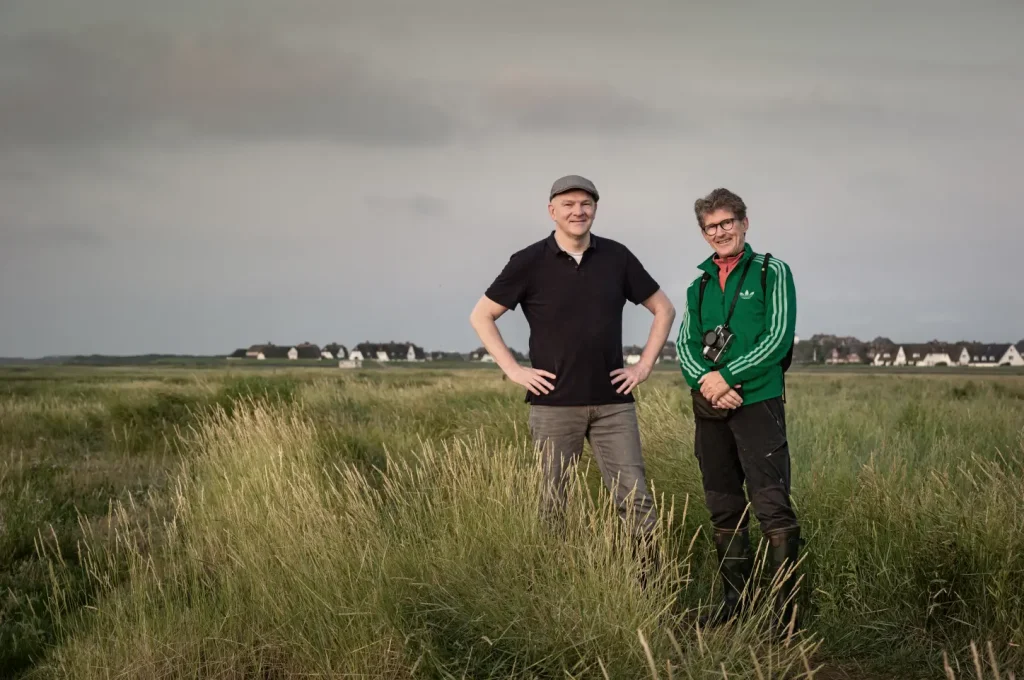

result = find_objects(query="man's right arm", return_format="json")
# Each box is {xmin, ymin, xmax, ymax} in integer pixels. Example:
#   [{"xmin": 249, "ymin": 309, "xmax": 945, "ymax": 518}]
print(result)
[
  {"xmin": 675, "ymin": 279, "xmax": 710, "ymax": 391},
  {"xmin": 469, "ymin": 296, "xmax": 520, "ymax": 375},
  {"xmin": 469, "ymin": 296, "xmax": 556, "ymax": 395},
  {"xmin": 470, "ymin": 250, "xmax": 557, "ymax": 396}
]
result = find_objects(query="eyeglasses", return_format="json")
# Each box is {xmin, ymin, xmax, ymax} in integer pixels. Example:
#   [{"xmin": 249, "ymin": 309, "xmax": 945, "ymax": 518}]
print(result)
[{"xmin": 701, "ymin": 217, "xmax": 741, "ymax": 236}]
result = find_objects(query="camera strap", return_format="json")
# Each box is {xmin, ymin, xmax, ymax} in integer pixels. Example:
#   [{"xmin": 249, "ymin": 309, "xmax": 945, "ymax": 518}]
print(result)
[{"xmin": 698, "ymin": 252, "xmax": 756, "ymax": 330}]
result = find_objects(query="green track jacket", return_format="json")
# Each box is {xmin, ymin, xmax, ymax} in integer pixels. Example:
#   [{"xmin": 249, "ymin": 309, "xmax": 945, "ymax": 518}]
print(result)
[{"xmin": 675, "ymin": 243, "xmax": 797, "ymax": 405}]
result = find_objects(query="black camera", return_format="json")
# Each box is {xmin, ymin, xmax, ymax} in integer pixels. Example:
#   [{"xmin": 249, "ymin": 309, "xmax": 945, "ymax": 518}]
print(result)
[{"xmin": 702, "ymin": 325, "xmax": 735, "ymax": 364}]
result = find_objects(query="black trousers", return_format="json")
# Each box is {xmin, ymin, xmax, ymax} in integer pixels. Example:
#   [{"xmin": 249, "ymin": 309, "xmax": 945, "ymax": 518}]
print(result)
[{"xmin": 693, "ymin": 396, "xmax": 799, "ymax": 537}]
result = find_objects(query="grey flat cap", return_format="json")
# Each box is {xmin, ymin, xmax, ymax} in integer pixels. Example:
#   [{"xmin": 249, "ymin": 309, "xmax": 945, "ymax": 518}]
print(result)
[{"xmin": 549, "ymin": 174, "xmax": 599, "ymax": 202}]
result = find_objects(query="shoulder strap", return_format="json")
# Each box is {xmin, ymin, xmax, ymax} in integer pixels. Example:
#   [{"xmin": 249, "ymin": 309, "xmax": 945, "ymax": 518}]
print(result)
[
  {"xmin": 724, "ymin": 255, "xmax": 755, "ymax": 328},
  {"xmin": 698, "ymin": 254, "xmax": 755, "ymax": 330},
  {"xmin": 761, "ymin": 252, "xmax": 772, "ymax": 292},
  {"xmin": 698, "ymin": 272, "xmax": 711, "ymax": 319}
]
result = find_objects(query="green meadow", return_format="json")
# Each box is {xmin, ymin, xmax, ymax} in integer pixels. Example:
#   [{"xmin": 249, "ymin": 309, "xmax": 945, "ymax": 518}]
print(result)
[{"xmin": 1, "ymin": 364, "xmax": 1022, "ymax": 679}]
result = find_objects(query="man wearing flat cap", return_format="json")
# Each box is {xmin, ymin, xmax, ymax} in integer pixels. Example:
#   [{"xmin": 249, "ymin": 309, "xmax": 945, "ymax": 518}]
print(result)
[{"xmin": 470, "ymin": 174, "xmax": 676, "ymax": 568}]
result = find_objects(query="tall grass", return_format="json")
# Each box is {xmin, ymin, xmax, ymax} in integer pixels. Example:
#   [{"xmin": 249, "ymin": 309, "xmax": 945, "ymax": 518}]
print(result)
[
  {"xmin": 35, "ymin": 397, "xmax": 817, "ymax": 678},
  {"xmin": 2, "ymin": 367, "xmax": 1022, "ymax": 678}
]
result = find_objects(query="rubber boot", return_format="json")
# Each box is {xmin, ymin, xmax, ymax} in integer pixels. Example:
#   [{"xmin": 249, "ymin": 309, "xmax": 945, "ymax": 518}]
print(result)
[
  {"xmin": 766, "ymin": 528, "xmax": 802, "ymax": 637},
  {"xmin": 699, "ymin": 528, "xmax": 753, "ymax": 627}
]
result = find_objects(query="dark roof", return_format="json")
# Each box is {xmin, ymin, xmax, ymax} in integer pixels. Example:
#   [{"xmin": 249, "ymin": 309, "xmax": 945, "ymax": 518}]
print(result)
[
  {"xmin": 899, "ymin": 342, "xmax": 958, "ymax": 357},
  {"xmin": 469, "ymin": 346, "xmax": 526, "ymax": 361},
  {"xmin": 229, "ymin": 348, "xmax": 247, "ymax": 358},
  {"xmin": 295, "ymin": 343, "xmax": 321, "ymax": 359},
  {"xmin": 261, "ymin": 345, "xmax": 292, "ymax": 359},
  {"xmin": 430, "ymin": 351, "xmax": 465, "ymax": 360},
  {"xmin": 323, "ymin": 343, "xmax": 347, "ymax": 358},
  {"xmin": 960, "ymin": 343, "xmax": 1011, "ymax": 361},
  {"xmin": 897, "ymin": 342, "xmax": 1011, "ymax": 362},
  {"xmin": 355, "ymin": 342, "xmax": 425, "ymax": 360}
]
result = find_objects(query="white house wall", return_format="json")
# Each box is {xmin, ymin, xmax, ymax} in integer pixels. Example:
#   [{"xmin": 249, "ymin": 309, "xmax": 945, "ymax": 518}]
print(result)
[
  {"xmin": 890, "ymin": 344, "xmax": 1021, "ymax": 367},
  {"xmin": 999, "ymin": 345, "xmax": 1024, "ymax": 366},
  {"xmin": 918, "ymin": 353, "xmax": 954, "ymax": 367}
]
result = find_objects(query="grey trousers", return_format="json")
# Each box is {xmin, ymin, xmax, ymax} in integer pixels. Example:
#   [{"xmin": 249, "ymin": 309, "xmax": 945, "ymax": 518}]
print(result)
[{"xmin": 528, "ymin": 402, "xmax": 657, "ymax": 539}]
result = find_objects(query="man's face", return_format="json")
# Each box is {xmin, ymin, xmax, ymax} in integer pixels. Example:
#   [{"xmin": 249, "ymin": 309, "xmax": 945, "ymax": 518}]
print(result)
[
  {"xmin": 548, "ymin": 190, "xmax": 597, "ymax": 238},
  {"xmin": 700, "ymin": 208, "xmax": 748, "ymax": 258}
]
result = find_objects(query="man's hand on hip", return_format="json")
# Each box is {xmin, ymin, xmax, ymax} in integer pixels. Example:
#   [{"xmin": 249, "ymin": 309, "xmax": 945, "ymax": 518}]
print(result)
[
  {"xmin": 610, "ymin": 361, "xmax": 652, "ymax": 395},
  {"xmin": 508, "ymin": 365, "xmax": 556, "ymax": 396}
]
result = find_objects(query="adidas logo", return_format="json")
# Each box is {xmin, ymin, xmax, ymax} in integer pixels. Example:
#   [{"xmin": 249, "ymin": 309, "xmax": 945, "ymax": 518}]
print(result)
[{"xmin": 740, "ymin": 289, "xmax": 755, "ymax": 300}]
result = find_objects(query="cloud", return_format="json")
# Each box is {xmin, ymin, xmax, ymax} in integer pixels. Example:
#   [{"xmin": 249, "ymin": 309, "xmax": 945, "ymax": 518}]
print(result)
[
  {"xmin": 0, "ymin": 224, "xmax": 110, "ymax": 250},
  {"xmin": 364, "ymin": 194, "xmax": 448, "ymax": 219},
  {"xmin": 0, "ymin": 26, "xmax": 459, "ymax": 150},
  {"xmin": 481, "ymin": 71, "xmax": 679, "ymax": 134}
]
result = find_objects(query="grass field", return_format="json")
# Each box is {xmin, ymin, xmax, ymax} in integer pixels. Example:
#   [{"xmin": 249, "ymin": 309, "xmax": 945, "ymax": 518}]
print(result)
[{"xmin": 1, "ymin": 364, "xmax": 1022, "ymax": 679}]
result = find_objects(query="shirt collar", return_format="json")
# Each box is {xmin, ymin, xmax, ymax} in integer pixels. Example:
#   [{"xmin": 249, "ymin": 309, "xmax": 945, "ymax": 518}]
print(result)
[
  {"xmin": 698, "ymin": 242, "xmax": 753, "ymax": 275},
  {"xmin": 545, "ymin": 230, "xmax": 599, "ymax": 256}
]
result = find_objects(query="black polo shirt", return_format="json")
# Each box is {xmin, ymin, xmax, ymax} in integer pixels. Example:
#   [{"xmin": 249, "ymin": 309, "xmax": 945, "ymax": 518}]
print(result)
[{"xmin": 484, "ymin": 231, "xmax": 661, "ymax": 406}]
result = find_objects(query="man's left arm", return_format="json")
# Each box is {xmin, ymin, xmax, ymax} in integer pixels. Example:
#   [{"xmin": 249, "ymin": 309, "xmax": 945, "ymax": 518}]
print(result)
[
  {"xmin": 612, "ymin": 289, "xmax": 676, "ymax": 393},
  {"xmin": 718, "ymin": 258, "xmax": 797, "ymax": 387},
  {"xmin": 637, "ymin": 289, "xmax": 676, "ymax": 367},
  {"xmin": 610, "ymin": 249, "xmax": 676, "ymax": 394}
]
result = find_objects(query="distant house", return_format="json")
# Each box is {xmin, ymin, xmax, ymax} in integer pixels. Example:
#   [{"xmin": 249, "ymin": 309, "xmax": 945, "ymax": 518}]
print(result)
[
  {"xmin": 429, "ymin": 351, "xmax": 465, "ymax": 361},
  {"xmin": 293, "ymin": 342, "xmax": 321, "ymax": 360},
  {"xmin": 233, "ymin": 342, "xmax": 339, "ymax": 361},
  {"xmin": 259, "ymin": 345, "xmax": 295, "ymax": 360},
  {"xmin": 246, "ymin": 343, "xmax": 272, "ymax": 358},
  {"xmin": 826, "ymin": 348, "xmax": 864, "ymax": 364},
  {"xmin": 890, "ymin": 343, "xmax": 954, "ymax": 367},
  {"xmin": 241, "ymin": 343, "xmax": 295, "ymax": 360},
  {"xmin": 883, "ymin": 342, "xmax": 1022, "ymax": 368},
  {"xmin": 623, "ymin": 341, "xmax": 678, "ymax": 365},
  {"xmin": 657, "ymin": 342, "xmax": 677, "ymax": 364},
  {"xmin": 870, "ymin": 349, "xmax": 895, "ymax": 365},
  {"xmin": 469, "ymin": 347, "xmax": 496, "ymax": 362},
  {"xmin": 469, "ymin": 346, "xmax": 528, "ymax": 363},
  {"xmin": 353, "ymin": 342, "xmax": 426, "ymax": 362},
  {"xmin": 962, "ymin": 343, "xmax": 1023, "ymax": 367},
  {"xmin": 322, "ymin": 343, "xmax": 348, "ymax": 360},
  {"xmin": 240, "ymin": 342, "xmax": 292, "ymax": 358},
  {"xmin": 623, "ymin": 345, "xmax": 644, "ymax": 365}
]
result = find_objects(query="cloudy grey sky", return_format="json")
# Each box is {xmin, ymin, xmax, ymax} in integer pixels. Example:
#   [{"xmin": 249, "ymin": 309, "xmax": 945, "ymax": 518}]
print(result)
[{"xmin": 1, "ymin": 0, "xmax": 1022, "ymax": 357}]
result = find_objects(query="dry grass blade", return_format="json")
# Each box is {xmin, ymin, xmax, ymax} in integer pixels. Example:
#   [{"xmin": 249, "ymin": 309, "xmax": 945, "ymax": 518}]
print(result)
[
  {"xmin": 666, "ymin": 629, "xmax": 685, "ymax": 665},
  {"xmin": 800, "ymin": 646, "xmax": 816, "ymax": 678},
  {"xmin": 749, "ymin": 646, "xmax": 767, "ymax": 680},
  {"xmin": 973, "ymin": 641, "xmax": 985, "ymax": 680},
  {"xmin": 988, "ymin": 641, "xmax": 1002, "ymax": 680},
  {"xmin": 638, "ymin": 629, "xmax": 660, "ymax": 680}
]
